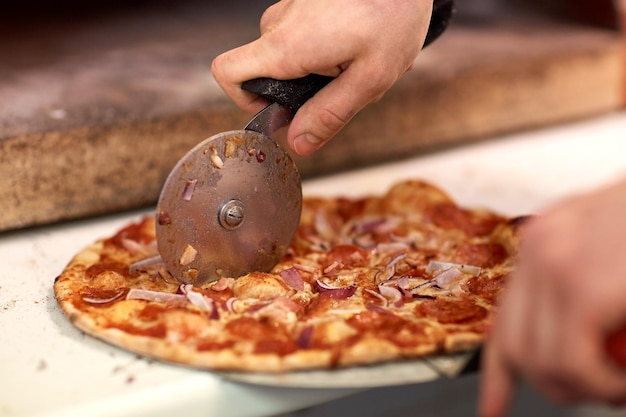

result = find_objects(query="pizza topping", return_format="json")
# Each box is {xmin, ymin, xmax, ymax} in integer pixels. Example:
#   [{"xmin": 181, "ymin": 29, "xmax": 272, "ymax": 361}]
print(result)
[
  {"xmin": 232, "ymin": 272, "xmax": 292, "ymax": 299},
  {"xmin": 120, "ymin": 238, "xmax": 156, "ymax": 256},
  {"xmin": 279, "ymin": 267, "xmax": 304, "ymax": 291},
  {"xmin": 127, "ymin": 288, "xmax": 187, "ymax": 304},
  {"xmin": 314, "ymin": 280, "xmax": 357, "ymax": 299},
  {"xmin": 209, "ymin": 147, "xmax": 224, "ymax": 169},
  {"xmin": 180, "ymin": 284, "xmax": 211, "ymax": 310},
  {"xmin": 182, "ymin": 179, "xmax": 198, "ymax": 201},
  {"xmin": 157, "ymin": 210, "xmax": 172, "ymax": 226},
  {"xmin": 81, "ymin": 288, "xmax": 126, "ymax": 305},
  {"xmin": 179, "ymin": 244, "xmax": 198, "ymax": 266},
  {"xmin": 314, "ymin": 210, "xmax": 335, "ymax": 240},
  {"xmin": 128, "ymin": 254, "xmax": 163, "ymax": 274},
  {"xmin": 297, "ymin": 325, "xmax": 314, "ymax": 348},
  {"xmin": 325, "ymin": 245, "xmax": 370, "ymax": 270},
  {"xmin": 417, "ymin": 298, "xmax": 488, "ymax": 324},
  {"xmin": 375, "ymin": 252, "xmax": 406, "ymax": 282},
  {"xmin": 292, "ymin": 263, "xmax": 318, "ymax": 274},
  {"xmin": 377, "ymin": 283, "xmax": 403, "ymax": 306},
  {"xmin": 211, "ymin": 277, "xmax": 231, "ymax": 291},
  {"xmin": 454, "ymin": 242, "xmax": 507, "ymax": 268},
  {"xmin": 364, "ymin": 288, "xmax": 388, "ymax": 306},
  {"xmin": 426, "ymin": 260, "xmax": 481, "ymax": 276}
]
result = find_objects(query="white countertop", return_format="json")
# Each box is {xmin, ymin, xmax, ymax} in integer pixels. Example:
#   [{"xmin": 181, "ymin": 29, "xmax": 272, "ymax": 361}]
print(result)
[{"xmin": 3, "ymin": 112, "xmax": 626, "ymax": 417}]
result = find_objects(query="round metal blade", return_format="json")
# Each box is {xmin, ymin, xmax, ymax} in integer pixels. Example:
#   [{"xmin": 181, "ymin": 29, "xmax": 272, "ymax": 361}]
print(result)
[{"xmin": 155, "ymin": 130, "xmax": 302, "ymax": 285}]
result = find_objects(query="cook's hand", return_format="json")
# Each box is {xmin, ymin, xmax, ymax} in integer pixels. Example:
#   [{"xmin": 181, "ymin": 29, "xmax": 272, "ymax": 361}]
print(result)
[
  {"xmin": 211, "ymin": 0, "xmax": 433, "ymax": 156},
  {"xmin": 479, "ymin": 179, "xmax": 626, "ymax": 417}
]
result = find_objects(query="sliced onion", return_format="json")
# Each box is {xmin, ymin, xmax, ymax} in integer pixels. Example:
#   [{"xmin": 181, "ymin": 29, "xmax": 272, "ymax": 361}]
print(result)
[
  {"xmin": 353, "ymin": 218, "xmax": 388, "ymax": 234},
  {"xmin": 314, "ymin": 210, "xmax": 335, "ymax": 240},
  {"xmin": 323, "ymin": 260, "xmax": 341, "ymax": 275},
  {"xmin": 121, "ymin": 238, "xmax": 156, "ymax": 255},
  {"xmin": 129, "ymin": 255, "xmax": 164, "ymax": 274},
  {"xmin": 353, "ymin": 234, "xmax": 376, "ymax": 249},
  {"xmin": 376, "ymin": 253, "xmax": 406, "ymax": 282},
  {"xmin": 126, "ymin": 288, "xmax": 186, "ymax": 303},
  {"xmin": 82, "ymin": 288, "xmax": 126, "ymax": 305},
  {"xmin": 179, "ymin": 244, "xmax": 198, "ymax": 266},
  {"xmin": 364, "ymin": 288, "xmax": 388, "ymax": 307},
  {"xmin": 292, "ymin": 263, "xmax": 317, "ymax": 274},
  {"xmin": 180, "ymin": 284, "xmax": 210, "ymax": 310},
  {"xmin": 314, "ymin": 280, "xmax": 357, "ymax": 299},
  {"xmin": 425, "ymin": 260, "xmax": 481, "ymax": 276},
  {"xmin": 182, "ymin": 179, "xmax": 197, "ymax": 201},
  {"xmin": 375, "ymin": 242, "xmax": 410, "ymax": 253},
  {"xmin": 297, "ymin": 325, "xmax": 314, "ymax": 348},
  {"xmin": 397, "ymin": 276, "xmax": 424, "ymax": 297},
  {"xmin": 225, "ymin": 297, "xmax": 238, "ymax": 313},
  {"xmin": 211, "ymin": 277, "xmax": 230, "ymax": 291},
  {"xmin": 280, "ymin": 267, "xmax": 304, "ymax": 291},
  {"xmin": 433, "ymin": 267, "xmax": 463, "ymax": 288},
  {"xmin": 366, "ymin": 302, "xmax": 390, "ymax": 314},
  {"xmin": 378, "ymin": 284, "xmax": 403, "ymax": 307}
]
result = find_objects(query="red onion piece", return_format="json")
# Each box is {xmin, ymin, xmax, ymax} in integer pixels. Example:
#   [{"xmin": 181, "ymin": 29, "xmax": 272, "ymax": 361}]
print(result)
[
  {"xmin": 314, "ymin": 280, "xmax": 357, "ymax": 299},
  {"xmin": 293, "ymin": 263, "xmax": 318, "ymax": 274},
  {"xmin": 378, "ymin": 284, "xmax": 403, "ymax": 306},
  {"xmin": 208, "ymin": 299, "xmax": 220, "ymax": 320},
  {"xmin": 425, "ymin": 260, "xmax": 481, "ymax": 276},
  {"xmin": 323, "ymin": 261, "xmax": 341, "ymax": 276},
  {"xmin": 376, "ymin": 242, "xmax": 410, "ymax": 253},
  {"xmin": 366, "ymin": 302, "xmax": 390, "ymax": 314},
  {"xmin": 82, "ymin": 289, "xmax": 126, "ymax": 305},
  {"xmin": 225, "ymin": 297, "xmax": 238, "ymax": 313},
  {"xmin": 353, "ymin": 218, "xmax": 387, "ymax": 234},
  {"xmin": 297, "ymin": 325, "xmax": 314, "ymax": 349},
  {"xmin": 126, "ymin": 288, "xmax": 187, "ymax": 303},
  {"xmin": 364, "ymin": 288, "xmax": 388, "ymax": 307},
  {"xmin": 211, "ymin": 277, "xmax": 230, "ymax": 291},
  {"xmin": 376, "ymin": 253, "xmax": 406, "ymax": 282},
  {"xmin": 433, "ymin": 267, "xmax": 463, "ymax": 288},
  {"xmin": 129, "ymin": 255, "xmax": 164, "ymax": 274},
  {"xmin": 180, "ymin": 284, "xmax": 210, "ymax": 310},
  {"xmin": 182, "ymin": 179, "xmax": 197, "ymax": 201},
  {"xmin": 314, "ymin": 210, "xmax": 335, "ymax": 239},
  {"xmin": 280, "ymin": 267, "xmax": 304, "ymax": 291}
]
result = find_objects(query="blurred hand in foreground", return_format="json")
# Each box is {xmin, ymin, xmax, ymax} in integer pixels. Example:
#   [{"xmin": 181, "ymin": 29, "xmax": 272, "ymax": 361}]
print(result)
[{"xmin": 480, "ymin": 178, "xmax": 626, "ymax": 417}]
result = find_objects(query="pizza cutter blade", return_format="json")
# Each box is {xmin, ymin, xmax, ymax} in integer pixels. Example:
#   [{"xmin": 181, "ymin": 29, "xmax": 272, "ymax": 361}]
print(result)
[{"xmin": 155, "ymin": 75, "xmax": 332, "ymax": 286}]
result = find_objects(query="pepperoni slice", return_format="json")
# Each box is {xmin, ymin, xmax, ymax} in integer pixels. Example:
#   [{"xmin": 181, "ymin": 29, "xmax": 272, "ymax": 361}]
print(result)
[{"xmin": 417, "ymin": 298, "xmax": 488, "ymax": 324}]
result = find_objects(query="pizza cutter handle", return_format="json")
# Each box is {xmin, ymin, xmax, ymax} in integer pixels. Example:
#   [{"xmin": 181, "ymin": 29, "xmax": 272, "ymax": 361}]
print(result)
[
  {"xmin": 606, "ymin": 325, "xmax": 626, "ymax": 369},
  {"xmin": 240, "ymin": 0, "xmax": 454, "ymax": 113},
  {"xmin": 241, "ymin": 74, "xmax": 333, "ymax": 114}
]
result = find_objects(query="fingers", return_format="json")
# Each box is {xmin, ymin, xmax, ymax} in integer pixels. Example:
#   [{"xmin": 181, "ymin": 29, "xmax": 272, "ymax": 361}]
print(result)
[
  {"xmin": 287, "ymin": 62, "xmax": 393, "ymax": 155},
  {"xmin": 479, "ymin": 338, "xmax": 518, "ymax": 417}
]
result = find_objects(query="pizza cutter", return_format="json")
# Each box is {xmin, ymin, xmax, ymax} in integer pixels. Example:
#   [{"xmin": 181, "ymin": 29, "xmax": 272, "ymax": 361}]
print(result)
[
  {"xmin": 155, "ymin": 0, "xmax": 455, "ymax": 286},
  {"xmin": 155, "ymin": 75, "xmax": 332, "ymax": 286}
]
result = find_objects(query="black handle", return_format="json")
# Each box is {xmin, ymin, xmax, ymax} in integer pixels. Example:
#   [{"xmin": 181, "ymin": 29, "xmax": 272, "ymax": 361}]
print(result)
[{"xmin": 241, "ymin": 0, "xmax": 454, "ymax": 113}]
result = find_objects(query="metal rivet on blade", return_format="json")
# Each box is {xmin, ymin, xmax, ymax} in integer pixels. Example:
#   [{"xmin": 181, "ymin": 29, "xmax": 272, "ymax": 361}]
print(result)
[{"xmin": 218, "ymin": 200, "xmax": 245, "ymax": 230}]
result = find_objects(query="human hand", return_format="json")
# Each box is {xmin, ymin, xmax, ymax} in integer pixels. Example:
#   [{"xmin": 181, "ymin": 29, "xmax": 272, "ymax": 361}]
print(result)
[
  {"xmin": 479, "ymin": 179, "xmax": 626, "ymax": 417},
  {"xmin": 211, "ymin": 0, "xmax": 433, "ymax": 156}
]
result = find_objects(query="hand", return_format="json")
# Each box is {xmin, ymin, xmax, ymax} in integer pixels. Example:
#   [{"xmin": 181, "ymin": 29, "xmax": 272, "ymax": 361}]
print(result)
[
  {"xmin": 479, "ymin": 179, "xmax": 626, "ymax": 417},
  {"xmin": 211, "ymin": 0, "xmax": 433, "ymax": 156}
]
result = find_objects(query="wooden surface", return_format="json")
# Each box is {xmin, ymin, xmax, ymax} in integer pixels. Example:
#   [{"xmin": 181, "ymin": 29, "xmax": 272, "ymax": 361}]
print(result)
[{"xmin": 0, "ymin": 2, "xmax": 623, "ymax": 231}]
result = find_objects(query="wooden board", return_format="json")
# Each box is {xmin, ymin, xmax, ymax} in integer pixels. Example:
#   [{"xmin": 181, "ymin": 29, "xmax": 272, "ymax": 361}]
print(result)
[{"xmin": 0, "ymin": 2, "xmax": 623, "ymax": 231}]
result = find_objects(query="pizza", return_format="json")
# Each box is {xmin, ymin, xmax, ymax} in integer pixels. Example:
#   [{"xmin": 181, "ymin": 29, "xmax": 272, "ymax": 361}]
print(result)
[{"xmin": 54, "ymin": 179, "xmax": 527, "ymax": 372}]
